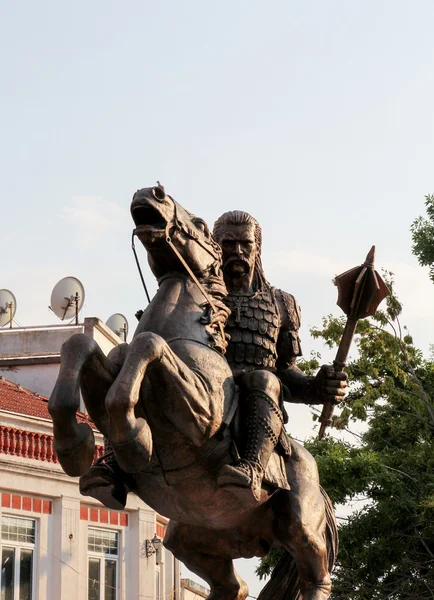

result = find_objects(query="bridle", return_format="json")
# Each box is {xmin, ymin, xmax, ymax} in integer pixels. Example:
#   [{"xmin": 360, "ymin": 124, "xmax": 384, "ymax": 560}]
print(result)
[
  {"xmin": 163, "ymin": 200, "xmax": 226, "ymax": 341},
  {"xmin": 132, "ymin": 191, "xmax": 225, "ymax": 341}
]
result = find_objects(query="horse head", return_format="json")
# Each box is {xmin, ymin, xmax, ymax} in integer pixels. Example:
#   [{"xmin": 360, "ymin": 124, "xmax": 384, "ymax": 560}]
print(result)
[{"xmin": 131, "ymin": 184, "xmax": 222, "ymax": 281}]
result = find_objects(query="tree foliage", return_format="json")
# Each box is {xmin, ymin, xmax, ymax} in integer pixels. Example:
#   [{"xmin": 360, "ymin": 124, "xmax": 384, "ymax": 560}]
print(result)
[
  {"xmin": 258, "ymin": 275, "xmax": 434, "ymax": 598},
  {"xmin": 411, "ymin": 194, "xmax": 434, "ymax": 282}
]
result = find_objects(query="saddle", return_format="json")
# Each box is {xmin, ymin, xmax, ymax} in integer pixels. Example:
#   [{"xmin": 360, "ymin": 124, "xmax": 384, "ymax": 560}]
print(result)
[{"xmin": 79, "ymin": 390, "xmax": 291, "ymax": 508}]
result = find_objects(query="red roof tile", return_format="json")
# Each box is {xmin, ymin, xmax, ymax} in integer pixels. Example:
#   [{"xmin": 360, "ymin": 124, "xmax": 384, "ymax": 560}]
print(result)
[{"xmin": 0, "ymin": 377, "xmax": 93, "ymax": 426}]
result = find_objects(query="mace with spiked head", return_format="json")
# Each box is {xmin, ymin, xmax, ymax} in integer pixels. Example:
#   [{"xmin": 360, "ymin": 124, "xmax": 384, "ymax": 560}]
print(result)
[{"xmin": 318, "ymin": 246, "xmax": 390, "ymax": 439}]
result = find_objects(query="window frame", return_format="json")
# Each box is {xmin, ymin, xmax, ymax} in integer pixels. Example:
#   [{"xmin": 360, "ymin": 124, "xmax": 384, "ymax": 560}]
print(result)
[
  {"xmin": 87, "ymin": 527, "xmax": 120, "ymax": 600},
  {"xmin": 1, "ymin": 515, "xmax": 37, "ymax": 600}
]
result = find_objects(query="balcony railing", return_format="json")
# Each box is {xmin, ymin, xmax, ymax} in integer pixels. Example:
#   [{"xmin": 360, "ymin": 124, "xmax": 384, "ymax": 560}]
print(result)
[{"xmin": 0, "ymin": 426, "xmax": 104, "ymax": 464}]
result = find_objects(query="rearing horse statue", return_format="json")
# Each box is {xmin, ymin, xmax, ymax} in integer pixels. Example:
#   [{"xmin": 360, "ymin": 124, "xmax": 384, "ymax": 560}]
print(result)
[{"xmin": 49, "ymin": 185, "xmax": 338, "ymax": 600}]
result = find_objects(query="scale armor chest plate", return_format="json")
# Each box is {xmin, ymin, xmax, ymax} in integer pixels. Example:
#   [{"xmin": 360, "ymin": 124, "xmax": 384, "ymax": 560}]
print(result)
[{"xmin": 225, "ymin": 288, "xmax": 281, "ymax": 370}]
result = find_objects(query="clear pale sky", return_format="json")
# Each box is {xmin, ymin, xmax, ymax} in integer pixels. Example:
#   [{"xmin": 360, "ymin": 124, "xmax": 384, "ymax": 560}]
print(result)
[{"xmin": 2, "ymin": 2, "xmax": 434, "ymax": 596}]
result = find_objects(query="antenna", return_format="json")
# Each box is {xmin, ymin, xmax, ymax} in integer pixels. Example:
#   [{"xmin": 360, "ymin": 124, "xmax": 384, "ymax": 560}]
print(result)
[
  {"xmin": 50, "ymin": 277, "xmax": 85, "ymax": 325},
  {"xmin": 106, "ymin": 313, "xmax": 129, "ymax": 342},
  {"xmin": 0, "ymin": 289, "xmax": 17, "ymax": 328}
]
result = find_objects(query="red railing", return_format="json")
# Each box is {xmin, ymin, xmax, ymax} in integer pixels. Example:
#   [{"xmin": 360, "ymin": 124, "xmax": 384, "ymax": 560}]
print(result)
[{"xmin": 0, "ymin": 426, "xmax": 104, "ymax": 463}]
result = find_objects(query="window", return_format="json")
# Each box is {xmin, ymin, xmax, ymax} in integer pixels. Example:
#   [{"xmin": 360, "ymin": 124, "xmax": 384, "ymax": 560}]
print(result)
[
  {"xmin": 1, "ymin": 516, "xmax": 35, "ymax": 600},
  {"xmin": 88, "ymin": 528, "xmax": 119, "ymax": 600}
]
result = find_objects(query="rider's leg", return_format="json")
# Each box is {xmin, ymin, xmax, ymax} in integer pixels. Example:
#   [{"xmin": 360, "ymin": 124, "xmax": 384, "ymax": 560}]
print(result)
[
  {"xmin": 105, "ymin": 333, "xmax": 232, "ymax": 473},
  {"xmin": 273, "ymin": 440, "xmax": 331, "ymax": 600},
  {"xmin": 217, "ymin": 369, "xmax": 284, "ymax": 502},
  {"xmin": 165, "ymin": 522, "xmax": 248, "ymax": 600},
  {"xmin": 48, "ymin": 334, "xmax": 120, "ymax": 476}
]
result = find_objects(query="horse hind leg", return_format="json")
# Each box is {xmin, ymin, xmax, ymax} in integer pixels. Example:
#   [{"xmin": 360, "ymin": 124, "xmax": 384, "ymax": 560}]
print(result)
[
  {"xmin": 48, "ymin": 334, "xmax": 118, "ymax": 477},
  {"xmin": 271, "ymin": 442, "xmax": 333, "ymax": 600},
  {"xmin": 165, "ymin": 522, "xmax": 248, "ymax": 600}
]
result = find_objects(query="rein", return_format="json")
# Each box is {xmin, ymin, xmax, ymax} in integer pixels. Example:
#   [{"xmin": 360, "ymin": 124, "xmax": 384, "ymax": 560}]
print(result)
[{"xmin": 132, "ymin": 232, "xmax": 151, "ymax": 303}]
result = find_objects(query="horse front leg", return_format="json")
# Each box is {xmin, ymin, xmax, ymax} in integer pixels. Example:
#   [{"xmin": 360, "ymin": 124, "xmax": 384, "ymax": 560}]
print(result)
[
  {"xmin": 105, "ymin": 332, "xmax": 221, "ymax": 473},
  {"xmin": 48, "ymin": 334, "xmax": 120, "ymax": 477}
]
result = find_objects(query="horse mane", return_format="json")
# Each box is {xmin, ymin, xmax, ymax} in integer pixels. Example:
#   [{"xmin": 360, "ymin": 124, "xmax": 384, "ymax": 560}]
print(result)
[
  {"xmin": 155, "ymin": 200, "xmax": 231, "ymax": 353},
  {"xmin": 173, "ymin": 203, "xmax": 231, "ymax": 354},
  {"xmin": 197, "ymin": 263, "xmax": 231, "ymax": 355},
  {"xmin": 157, "ymin": 256, "xmax": 230, "ymax": 354}
]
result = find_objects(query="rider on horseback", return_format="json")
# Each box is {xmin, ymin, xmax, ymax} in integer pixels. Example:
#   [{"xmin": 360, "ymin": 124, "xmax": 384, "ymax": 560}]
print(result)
[
  {"xmin": 212, "ymin": 211, "xmax": 347, "ymax": 503},
  {"xmin": 79, "ymin": 202, "xmax": 346, "ymax": 511}
]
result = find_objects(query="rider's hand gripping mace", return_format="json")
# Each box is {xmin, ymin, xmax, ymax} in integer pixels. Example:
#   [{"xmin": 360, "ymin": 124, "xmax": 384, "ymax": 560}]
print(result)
[{"xmin": 318, "ymin": 246, "xmax": 390, "ymax": 439}]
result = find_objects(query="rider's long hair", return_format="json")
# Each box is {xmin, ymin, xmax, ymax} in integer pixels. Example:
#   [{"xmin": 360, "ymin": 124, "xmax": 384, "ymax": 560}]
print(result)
[{"xmin": 212, "ymin": 211, "xmax": 270, "ymax": 292}]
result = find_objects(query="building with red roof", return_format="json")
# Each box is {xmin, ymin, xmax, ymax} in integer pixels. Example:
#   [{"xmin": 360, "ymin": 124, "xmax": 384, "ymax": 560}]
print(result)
[{"xmin": 0, "ymin": 320, "xmax": 180, "ymax": 600}]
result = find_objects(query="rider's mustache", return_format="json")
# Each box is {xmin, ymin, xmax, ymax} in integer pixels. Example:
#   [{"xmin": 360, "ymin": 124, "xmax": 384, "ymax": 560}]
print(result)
[{"xmin": 223, "ymin": 256, "xmax": 251, "ymax": 272}]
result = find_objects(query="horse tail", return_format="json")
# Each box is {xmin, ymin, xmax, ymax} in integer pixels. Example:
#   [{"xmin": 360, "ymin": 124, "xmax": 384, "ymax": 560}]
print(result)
[
  {"xmin": 257, "ymin": 487, "xmax": 338, "ymax": 600},
  {"xmin": 256, "ymin": 550, "xmax": 300, "ymax": 600}
]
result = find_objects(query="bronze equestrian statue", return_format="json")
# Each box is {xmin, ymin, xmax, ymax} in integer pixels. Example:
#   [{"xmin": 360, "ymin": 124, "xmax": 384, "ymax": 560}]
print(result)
[{"xmin": 48, "ymin": 185, "xmax": 346, "ymax": 600}]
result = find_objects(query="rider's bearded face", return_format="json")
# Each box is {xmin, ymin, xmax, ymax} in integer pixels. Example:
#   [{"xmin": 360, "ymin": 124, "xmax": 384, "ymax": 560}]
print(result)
[{"xmin": 220, "ymin": 224, "xmax": 257, "ymax": 278}]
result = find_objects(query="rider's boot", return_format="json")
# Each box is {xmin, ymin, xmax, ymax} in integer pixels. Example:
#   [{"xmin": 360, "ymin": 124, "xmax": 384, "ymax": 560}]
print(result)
[
  {"xmin": 217, "ymin": 390, "xmax": 284, "ymax": 504},
  {"xmin": 79, "ymin": 439, "xmax": 128, "ymax": 510}
]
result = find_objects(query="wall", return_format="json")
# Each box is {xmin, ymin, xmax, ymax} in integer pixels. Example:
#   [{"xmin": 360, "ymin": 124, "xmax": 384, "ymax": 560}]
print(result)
[
  {"xmin": 0, "ymin": 410, "xmax": 177, "ymax": 600},
  {"xmin": 0, "ymin": 318, "xmax": 123, "ymax": 411},
  {"xmin": 0, "ymin": 325, "xmax": 82, "ymax": 356},
  {"xmin": 181, "ymin": 579, "xmax": 210, "ymax": 599}
]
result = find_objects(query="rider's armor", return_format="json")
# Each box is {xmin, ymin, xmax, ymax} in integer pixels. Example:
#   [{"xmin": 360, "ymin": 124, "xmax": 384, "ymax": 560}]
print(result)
[
  {"xmin": 224, "ymin": 286, "xmax": 302, "ymax": 373},
  {"xmin": 224, "ymin": 289, "xmax": 280, "ymax": 370},
  {"xmin": 218, "ymin": 285, "xmax": 302, "ymax": 502}
]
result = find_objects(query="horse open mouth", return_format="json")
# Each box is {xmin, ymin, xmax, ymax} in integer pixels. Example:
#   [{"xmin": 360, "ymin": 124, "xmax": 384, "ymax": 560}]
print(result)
[{"xmin": 132, "ymin": 204, "xmax": 167, "ymax": 231}]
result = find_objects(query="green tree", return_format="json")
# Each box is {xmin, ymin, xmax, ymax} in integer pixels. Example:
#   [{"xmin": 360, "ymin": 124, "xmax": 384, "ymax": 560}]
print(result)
[
  {"xmin": 411, "ymin": 194, "xmax": 434, "ymax": 282},
  {"xmin": 258, "ymin": 276, "xmax": 434, "ymax": 598}
]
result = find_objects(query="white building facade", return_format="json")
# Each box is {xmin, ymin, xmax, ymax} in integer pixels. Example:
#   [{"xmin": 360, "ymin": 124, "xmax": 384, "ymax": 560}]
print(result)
[{"xmin": 0, "ymin": 320, "xmax": 182, "ymax": 600}]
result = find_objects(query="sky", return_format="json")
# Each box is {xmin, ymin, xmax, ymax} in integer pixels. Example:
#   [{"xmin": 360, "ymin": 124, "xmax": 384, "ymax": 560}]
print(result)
[{"xmin": 2, "ymin": 1, "xmax": 434, "ymax": 596}]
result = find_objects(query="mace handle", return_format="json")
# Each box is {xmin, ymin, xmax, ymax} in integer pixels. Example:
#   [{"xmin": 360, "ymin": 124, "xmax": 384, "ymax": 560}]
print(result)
[{"xmin": 318, "ymin": 316, "xmax": 358, "ymax": 439}]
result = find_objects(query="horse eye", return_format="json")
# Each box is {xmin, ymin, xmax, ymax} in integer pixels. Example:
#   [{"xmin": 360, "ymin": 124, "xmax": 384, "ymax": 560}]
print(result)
[{"xmin": 194, "ymin": 219, "xmax": 207, "ymax": 232}]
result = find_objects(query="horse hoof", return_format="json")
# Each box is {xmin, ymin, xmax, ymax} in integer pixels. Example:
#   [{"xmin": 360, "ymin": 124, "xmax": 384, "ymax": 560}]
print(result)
[
  {"xmin": 80, "ymin": 465, "xmax": 127, "ymax": 510},
  {"xmin": 54, "ymin": 423, "xmax": 95, "ymax": 477},
  {"xmin": 110, "ymin": 418, "xmax": 152, "ymax": 473}
]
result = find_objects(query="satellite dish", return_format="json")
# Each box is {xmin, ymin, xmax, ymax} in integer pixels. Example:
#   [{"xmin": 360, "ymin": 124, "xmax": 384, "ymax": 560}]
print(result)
[
  {"xmin": 106, "ymin": 313, "xmax": 129, "ymax": 342},
  {"xmin": 50, "ymin": 277, "xmax": 85, "ymax": 324},
  {"xmin": 0, "ymin": 289, "xmax": 17, "ymax": 328}
]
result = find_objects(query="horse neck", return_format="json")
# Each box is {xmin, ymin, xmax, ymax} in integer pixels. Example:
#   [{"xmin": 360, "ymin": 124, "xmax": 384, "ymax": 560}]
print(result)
[
  {"xmin": 136, "ymin": 273, "xmax": 211, "ymax": 343},
  {"xmin": 158, "ymin": 273, "xmax": 206, "ymax": 312}
]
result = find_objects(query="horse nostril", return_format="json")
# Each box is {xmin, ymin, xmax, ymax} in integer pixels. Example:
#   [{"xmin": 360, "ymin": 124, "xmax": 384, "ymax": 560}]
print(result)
[{"xmin": 152, "ymin": 185, "xmax": 166, "ymax": 202}]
